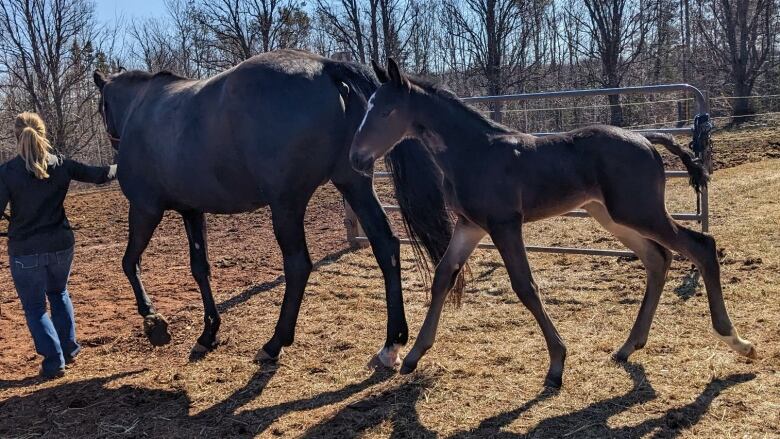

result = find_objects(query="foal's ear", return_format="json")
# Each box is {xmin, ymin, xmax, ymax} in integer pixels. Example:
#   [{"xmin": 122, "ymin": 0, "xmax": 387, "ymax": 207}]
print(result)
[
  {"xmin": 371, "ymin": 59, "xmax": 388, "ymax": 83},
  {"xmin": 387, "ymin": 58, "xmax": 408, "ymax": 88},
  {"xmin": 93, "ymin": 70, "xmax": 107, "ymax": 90}
]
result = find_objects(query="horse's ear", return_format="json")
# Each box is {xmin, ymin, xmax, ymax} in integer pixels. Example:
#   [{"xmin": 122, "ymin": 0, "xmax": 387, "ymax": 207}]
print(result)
[
  {"xmin": 93, "ymin": 70, "xmax": 107, "ymax": 90},
  {"xmin": 118, "ymin": 66, "xmax": 127, "ymax": 73},
  {"xmin": 387, "ymin": 58, "xmax": 408, "ymax": 88},
  {"xmin": 371, "ymin": 60, "xmax": 388, "ymax": 83}
]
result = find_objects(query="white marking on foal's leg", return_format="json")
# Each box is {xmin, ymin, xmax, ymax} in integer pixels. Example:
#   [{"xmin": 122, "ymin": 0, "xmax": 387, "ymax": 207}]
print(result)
[
  {"xmin": 377, "ymin": 343, "xmax": 403, "ymax": 368},
  {"xmin": 194, "ymin": 242, "xmax": 201, "ymax": 250},
  {"xmin": 713, "ymin": 327, "xmax": 757, "ymax": 359},
  {"xmin": 391, "ymin": 255, "xmax": 397, "ymax": 267},
  {"xmin": 357, "ymin": 92, "xmax": 376, "ymax": 134}
]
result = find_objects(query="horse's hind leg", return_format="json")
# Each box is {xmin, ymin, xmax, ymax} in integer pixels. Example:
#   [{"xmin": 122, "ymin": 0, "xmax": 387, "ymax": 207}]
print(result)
[
  {"xmin": 489, "ymin": 218, "xmax": 567, "ymax": 388},
  {"xmin": 123, "ymin": 205, "xmax": 168, "ymax": 346},
  {"xmin": 584, "ymin": 202, "xmax": 672, "ymax": 362},
  {"xmin": 606, "ymin": 203, "xmax": 757, "ymax": 359},
  {"xmin": 259, "ymin": 199, "xmax": 312, "ymax": 361},
  {"xmin": 334, "ymin": 176, "xmax": 407, "ymax": 369},
  {"xmin": 401, "ymin": 217, "xmax": 485, "ymax": 375},
  {"xmin": 182, "ymin": 211, "xmax": 220, "ymax": 357}
]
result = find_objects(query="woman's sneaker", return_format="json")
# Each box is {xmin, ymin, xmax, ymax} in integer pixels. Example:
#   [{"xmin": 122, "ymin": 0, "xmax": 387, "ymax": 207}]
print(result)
[{"xmin": 40, "ymin": 367, "xmax": 65, "ymax": 379}]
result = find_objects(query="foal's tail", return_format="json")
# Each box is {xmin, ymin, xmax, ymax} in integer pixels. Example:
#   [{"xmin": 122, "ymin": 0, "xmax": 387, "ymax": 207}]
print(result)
[
  {"xmin": 643, "ymin": 132, "xmax": 709, "ymax": 193},
  {"xmin": 326, "ymin": 59, "xmax": 461, "ymax": 303}
]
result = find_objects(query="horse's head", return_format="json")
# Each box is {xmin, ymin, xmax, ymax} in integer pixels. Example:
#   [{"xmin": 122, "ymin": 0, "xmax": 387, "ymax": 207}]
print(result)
[
  {"xmin": 93, "ymin": 70, "xmax": 124, "ymax": 151},
  {"xmin": 349, "ymin": 58, "xmax": 415, "ymax": 175}
]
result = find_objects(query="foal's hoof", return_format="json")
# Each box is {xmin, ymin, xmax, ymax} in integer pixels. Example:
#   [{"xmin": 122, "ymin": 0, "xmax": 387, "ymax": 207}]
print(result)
[
  {"xmin": 611, "ymin": 350, "xmax": 630, "ymax": 364},
  {"xmin": 367, "ymin": 344, "xmax": 403, "ymax": 370},
  {"xmin": 143, "ymin": 314, "xmax": 171, "ymax": 346},
  {"xmin": 543, "ymin": 372, "xmax": 563, "ymax": 389},
  {"xmin": 399, "ymin": 360, "xmax": 418, "ymax": 375},
  {"xmin": 257, "ymin": 348, "xmax": 280, "ymax": 363},
  {"xmin": 741, "ymin": 343, "xmax": 758, "ymax": 360}
]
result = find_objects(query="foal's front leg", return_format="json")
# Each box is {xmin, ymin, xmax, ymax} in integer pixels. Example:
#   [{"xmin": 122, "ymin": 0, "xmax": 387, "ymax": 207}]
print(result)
[
  {"xmin": 490, "ymin": 219, "xmax": 567, "ymax": 388},
  {"xmin": 400, "ymin": 217, "xmax": 486, "ymax": 374}
]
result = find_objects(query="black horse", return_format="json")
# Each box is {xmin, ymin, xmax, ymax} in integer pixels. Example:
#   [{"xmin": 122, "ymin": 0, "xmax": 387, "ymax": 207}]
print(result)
[{"xmin": 92, "ymin": 50, "xmax": 453, "ymax": 366}]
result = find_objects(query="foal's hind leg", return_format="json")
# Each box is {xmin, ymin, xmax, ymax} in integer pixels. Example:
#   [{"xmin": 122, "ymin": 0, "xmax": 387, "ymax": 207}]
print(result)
[
  {"xmin": 584, "ymin": 202, "xmax": 672, "ymax": 362},
  {"xmin": 182, "ymin": 211, "xmax": 221, "ymax": 357},
  {"xmin": 400, "ymin": 217, "xmax": 485, "ymax": 374},
  {"xmin": 334, "ymin": 177, "xmax": 407, "ymax": 369},
  {"xmin": 489, "ymin": 219, "xmax": 567, "ymax": 388},
  {"xmin": 607, "ymin": 206, "xmax": 757, "ymax": 359}
]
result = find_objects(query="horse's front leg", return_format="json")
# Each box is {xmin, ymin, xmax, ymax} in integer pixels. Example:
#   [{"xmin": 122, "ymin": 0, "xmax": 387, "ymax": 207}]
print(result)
[
  {"xmin": 182, "ymin": 211, "xmax": 221, "ymax": 357},
  {"xmin": 401, "ymin": 217, "xmax": 486, "ymax": 374},
  {"xmin": 122, "ymin": 206, "xmax": 168, "ymax": 346},
  {"xmin": 259, "ymin": 201, "xmax": 312, "ymax": 361},
  {"xmin": 334, "ymin": 177, "xmax": 407, "ymax": 369}
]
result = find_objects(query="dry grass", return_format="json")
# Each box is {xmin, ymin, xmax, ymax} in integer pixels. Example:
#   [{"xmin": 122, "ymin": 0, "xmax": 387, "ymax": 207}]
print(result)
[{"xmin": 0, "ymin": 145, "xmax": 778, "ymax": 437}]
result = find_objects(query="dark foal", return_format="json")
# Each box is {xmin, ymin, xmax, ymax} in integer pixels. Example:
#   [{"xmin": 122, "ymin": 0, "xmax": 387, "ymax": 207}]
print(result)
[
  {"xmin": 350, "ymin": 59, "xmax": 756, "ymax": 388},
  {"xmin": 93, "ymin": 50, "xmax": 451, "ymax": 367}
]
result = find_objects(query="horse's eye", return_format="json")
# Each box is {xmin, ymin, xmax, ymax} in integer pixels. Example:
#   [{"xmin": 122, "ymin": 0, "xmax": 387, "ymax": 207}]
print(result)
[{"xmin": 381, "ymin": 109, "xmax": 394, "ymax": 118}]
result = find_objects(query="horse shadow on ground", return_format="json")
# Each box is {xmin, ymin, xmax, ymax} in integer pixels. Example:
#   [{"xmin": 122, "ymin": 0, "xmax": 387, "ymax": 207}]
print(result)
[
  {"xmin": 300, "ymin": 362, "xmax": 755, "ymax": 438},
  {"xmin": 217, "ymin": 246, "xmax": 355, "ymax": 313},
  {"xmin": 0, "ymin": 360, "xmax": 395, "ymax": 437},
  {"xmin": 0, "ymin": 361, "xmax": 756, "ymax": 438}
]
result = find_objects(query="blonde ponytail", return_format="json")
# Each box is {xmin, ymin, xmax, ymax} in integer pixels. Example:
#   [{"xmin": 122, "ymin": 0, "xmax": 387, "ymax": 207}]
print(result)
[{"xmin": 14, "ymin": 112, "xmax": 53, "ymax": 179}]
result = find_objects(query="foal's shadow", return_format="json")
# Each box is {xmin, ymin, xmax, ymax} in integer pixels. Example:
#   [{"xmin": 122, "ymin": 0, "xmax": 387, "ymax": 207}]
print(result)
[
  {"xmin": 449, "ymin": 362, "xmax": 755, "ymax": 438},
  {"xmin": 674, "ymin": 266, "xmax": 701, "ymax": 300},
  {"xmin": 300, "ymin": 374, "xmax": 438, "ymax": 438}
]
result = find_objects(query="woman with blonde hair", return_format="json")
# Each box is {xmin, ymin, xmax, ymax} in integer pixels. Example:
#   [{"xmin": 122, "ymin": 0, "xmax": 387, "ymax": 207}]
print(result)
[{"xmin": 1, "ymin": 112, "xmax": 116, "ymax": 378}]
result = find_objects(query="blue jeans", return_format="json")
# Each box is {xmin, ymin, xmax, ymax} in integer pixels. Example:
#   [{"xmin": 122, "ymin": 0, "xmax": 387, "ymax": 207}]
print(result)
[{"xmin": 10, "ymin": 247, "xmax": 79, "ymax": 374}]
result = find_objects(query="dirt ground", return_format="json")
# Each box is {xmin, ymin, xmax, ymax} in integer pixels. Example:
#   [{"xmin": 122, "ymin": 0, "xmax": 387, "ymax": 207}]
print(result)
[{"xmin": 0, "ymin": 129, "xmax": 778, "ymax": 438}]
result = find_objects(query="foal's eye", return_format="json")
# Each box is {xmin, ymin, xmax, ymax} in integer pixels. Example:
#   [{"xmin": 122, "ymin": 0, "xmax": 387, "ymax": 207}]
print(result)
[{"xmin": 380, "ymin": 109, "xmax": 394, "ymax": 118}]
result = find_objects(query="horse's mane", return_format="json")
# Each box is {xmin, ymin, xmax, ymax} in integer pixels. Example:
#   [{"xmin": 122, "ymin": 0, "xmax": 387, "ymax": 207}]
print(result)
[
  {"xmin": 113, "ymin": 70, "xmax": 187, "ymax": 82},
  {"xmin": 408, "ymin": 76, "xmax": 514, "ymax": 134}
]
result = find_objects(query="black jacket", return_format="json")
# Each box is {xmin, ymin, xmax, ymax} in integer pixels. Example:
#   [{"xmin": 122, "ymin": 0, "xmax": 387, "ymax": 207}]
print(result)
[{"xmin": 0, "ymin": 155, "xmax": 113, "ymax": 256}]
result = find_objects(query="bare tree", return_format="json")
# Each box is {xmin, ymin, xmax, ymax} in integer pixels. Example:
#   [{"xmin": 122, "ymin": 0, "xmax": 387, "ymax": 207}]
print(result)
[
  {"xmin": 575, "ymin": 0, "xmax": 653, "ymax": 126},
  {"xmin": 442, "ymin": 0, "xmax": 547, "ymax": 122},
  {"xmin": 696, "ymin": 0, "xmax": 777, "ymax": 117},
  {"xmin": 0, "ymin": 0, "xmax": 113, "ymax": 158}
]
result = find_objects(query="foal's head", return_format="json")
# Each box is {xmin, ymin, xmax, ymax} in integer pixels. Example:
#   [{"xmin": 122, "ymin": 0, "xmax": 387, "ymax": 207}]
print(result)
[{"xmin": 350, "ymin": 58, "xmax": 415, "ymax": 174}]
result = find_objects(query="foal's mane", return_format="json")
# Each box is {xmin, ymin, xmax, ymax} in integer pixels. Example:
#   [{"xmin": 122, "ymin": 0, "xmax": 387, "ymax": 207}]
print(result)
[{"xmin": 407, "ymin": 76, "xmax": 514, "ymax": 135}]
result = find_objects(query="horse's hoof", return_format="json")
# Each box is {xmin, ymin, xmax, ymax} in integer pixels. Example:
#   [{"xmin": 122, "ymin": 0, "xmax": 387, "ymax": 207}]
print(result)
[
  {"xmin": 399, "ymin": 360, "xmax": 417, "ymax": 375},
  {"xmin": 257, "ymin": 348, "xmax": 280, "ymax": 363},
  {"xmin": 143, "ymin": 314, "xmax": 171, "ymax": 346},
  {"xmin": 544, "ymin": 373, "xmax": 563, "ymax": 389}
]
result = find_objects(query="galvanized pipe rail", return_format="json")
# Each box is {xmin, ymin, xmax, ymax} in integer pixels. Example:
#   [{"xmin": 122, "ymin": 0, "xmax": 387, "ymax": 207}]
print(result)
[{"xmin": 347, "ymin": 83, "xmax": 712, "ymax": 257}]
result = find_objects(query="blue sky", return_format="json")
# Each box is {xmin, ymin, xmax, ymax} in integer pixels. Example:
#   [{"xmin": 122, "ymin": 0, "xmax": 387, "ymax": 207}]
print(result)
[{"xmin": 95, "ymin": 0, "xmax": 166, "ymax": 24}]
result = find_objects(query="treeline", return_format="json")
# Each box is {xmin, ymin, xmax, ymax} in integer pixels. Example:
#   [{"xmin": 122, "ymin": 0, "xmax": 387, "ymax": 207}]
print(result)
[{"xmin": 1, "ymin": 0, "xmax": 778, "ymax": 164}]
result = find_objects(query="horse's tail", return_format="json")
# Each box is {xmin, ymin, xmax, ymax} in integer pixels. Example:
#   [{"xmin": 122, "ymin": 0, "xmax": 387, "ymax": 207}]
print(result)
[
  {"xmin": 643, "ymin": 132, "xmax": 709, "ymax": 193},
  {"xmin": 384, "ymin": 140, "xmax": 465, "ymax": 305},
  {"xmin": 325, "ymin": 59, "xmax": 461, "ymax": 304}
]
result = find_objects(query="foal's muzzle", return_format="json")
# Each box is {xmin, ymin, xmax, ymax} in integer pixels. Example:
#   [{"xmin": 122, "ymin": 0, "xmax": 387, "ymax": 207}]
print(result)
[{"xmin": 349, "ymin": 149, "xmax": 375, "ymax": 176}]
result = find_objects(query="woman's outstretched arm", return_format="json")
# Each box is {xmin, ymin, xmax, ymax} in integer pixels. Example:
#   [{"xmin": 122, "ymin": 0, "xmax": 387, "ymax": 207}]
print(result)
[{"xmin": 64, "ymin": 159, "xmax": 117, "ymax": 185}]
